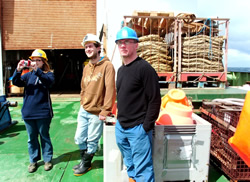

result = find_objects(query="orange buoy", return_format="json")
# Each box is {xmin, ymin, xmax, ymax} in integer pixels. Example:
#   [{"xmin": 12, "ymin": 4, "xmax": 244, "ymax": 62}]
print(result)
[
  {"xmin": 156, "ymin": 102, "xmax": 194, "ymax": 125},
  {"xmin": 161, "ymin": 89, "xmax": 190, "ymax": 110},
  {"xmin": 228, "ymin": 91, "xmax": 250, "ymax": 167}
]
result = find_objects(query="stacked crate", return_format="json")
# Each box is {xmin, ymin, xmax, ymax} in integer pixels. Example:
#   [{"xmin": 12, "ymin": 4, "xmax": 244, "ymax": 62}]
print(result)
[
  {"xmin": 124, "ymin": 11, "xmax": 177, "ymax": 83},
  {"xmin": 137, "ymin": 34, "xmax": 173, "ymax": 72},
  {"xmin": 200, "ymin": 101, "xmax": 250, "ymax": 181},
  {"xmin": 175, "ymin": 14, "xmax": 229, "ymax": 88},
  {"xmin": 123, "ymin": 12, "xmax": 229, "ymax": 88},
  {"xmin": 181, "ymin": 35, "xmax": 225, "ymax": 73}
]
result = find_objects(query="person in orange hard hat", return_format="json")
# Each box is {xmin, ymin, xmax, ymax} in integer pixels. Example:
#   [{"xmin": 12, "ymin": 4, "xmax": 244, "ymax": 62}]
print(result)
[
  {"xmin": 115, "ymin": 26, "xmax": 161, "ymax": 182},
  {"xmin": 12, "ymin": 49, "xmax": 54, "ymax": 173},
  {"xmin": 73, "ymin": 34, "xmax": 116, "ymax": 176}
]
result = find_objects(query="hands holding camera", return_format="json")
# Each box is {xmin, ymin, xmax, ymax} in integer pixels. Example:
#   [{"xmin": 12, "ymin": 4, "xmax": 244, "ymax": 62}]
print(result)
[{"xmin": 17, "ymin": 59, "xmax": 37, "ymax": 72}]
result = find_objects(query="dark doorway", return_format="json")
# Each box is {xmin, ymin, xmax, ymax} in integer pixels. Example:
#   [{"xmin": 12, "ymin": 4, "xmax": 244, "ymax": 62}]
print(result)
[{"xmin": 4, "ymin": 49, "xmax": 88, "ymax": 94}]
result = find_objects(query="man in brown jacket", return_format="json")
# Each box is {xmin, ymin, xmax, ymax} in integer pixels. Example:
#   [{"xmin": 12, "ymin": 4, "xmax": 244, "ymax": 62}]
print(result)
[{"xmin": 73, "ymin": 34, "xmax": 116, "ymax": 176}]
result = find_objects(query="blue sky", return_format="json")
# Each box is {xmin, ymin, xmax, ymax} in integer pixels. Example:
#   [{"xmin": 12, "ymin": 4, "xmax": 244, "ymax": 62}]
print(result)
[{"xmin": 109, "ymin": 0, "xmax": 250, "ymax": 68}]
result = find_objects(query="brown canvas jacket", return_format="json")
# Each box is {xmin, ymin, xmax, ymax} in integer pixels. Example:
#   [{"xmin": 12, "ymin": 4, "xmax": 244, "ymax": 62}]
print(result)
[{"xmin": 80, "ymin": 56, "xmax": 116, "ymax": 116}]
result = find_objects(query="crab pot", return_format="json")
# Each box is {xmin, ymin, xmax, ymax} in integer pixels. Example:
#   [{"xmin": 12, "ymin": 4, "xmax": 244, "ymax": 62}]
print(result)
[{"xmin": 201, "ymin": 101, "xmax": 250, "ymax": 181}]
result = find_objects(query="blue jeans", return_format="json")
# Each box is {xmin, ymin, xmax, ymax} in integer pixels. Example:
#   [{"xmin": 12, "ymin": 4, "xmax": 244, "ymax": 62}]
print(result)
[
  {"xmin": 74, "ymin": 106, "xmax": 103, "ymax": 154},
  {"xmin": 115, "ymin": 121, "xmax": 155, "ymax": 182},
  {"xmin": 24, "ymin": 118, "xmax": 53, "ymax": 163}
]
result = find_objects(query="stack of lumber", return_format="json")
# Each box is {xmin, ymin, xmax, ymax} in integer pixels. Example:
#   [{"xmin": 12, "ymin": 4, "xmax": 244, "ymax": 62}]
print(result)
[
  {"xmin": 175, "ymin": 13, "xmax": 211, "ymax": 35},
  {"xmin": 181, "ymin": 35, "xmax": 225, "ymax": 72},
  {"xmin": 137, "ymin": 34, "xmax": 173, "ymax": 72},
  {"xmin": 127, "ymin": 11, "xmax": 175, "ymax": 37}
]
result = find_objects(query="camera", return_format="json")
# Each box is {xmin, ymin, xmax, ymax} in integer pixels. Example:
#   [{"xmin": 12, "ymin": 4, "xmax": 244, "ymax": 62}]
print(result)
[
  {"xmin": 23, "ymin": 60, "xmax": 35, "ymax": 67},
  {"xmin": 23, "ymin": 60, "xmax": 31, "ymax": 67}
]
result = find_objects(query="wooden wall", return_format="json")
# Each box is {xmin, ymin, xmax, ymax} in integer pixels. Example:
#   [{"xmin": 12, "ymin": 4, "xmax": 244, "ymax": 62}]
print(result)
[{"xmin": 1, "ymin": 0, "xmax": 96, "ymax": 50}]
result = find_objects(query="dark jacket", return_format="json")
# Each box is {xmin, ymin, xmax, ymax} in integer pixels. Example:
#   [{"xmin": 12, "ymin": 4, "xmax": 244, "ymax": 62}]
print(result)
[{"xmin": 12, "ymin": 68, "xmax": 54, "ymax": 120}]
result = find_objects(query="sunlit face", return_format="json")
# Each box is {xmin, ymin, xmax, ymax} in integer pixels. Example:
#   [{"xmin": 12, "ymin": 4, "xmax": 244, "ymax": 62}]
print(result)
[
  {"xmin": 31, "ymin": 57, "xmax": 44, "ymax": 69},
  {"xmin": 84, "ymin": 42, "xmax": 100, "ymax": 59},
  {"xmin": 117, "ymin": 39, "xmax": 138, "ymax": 58}
]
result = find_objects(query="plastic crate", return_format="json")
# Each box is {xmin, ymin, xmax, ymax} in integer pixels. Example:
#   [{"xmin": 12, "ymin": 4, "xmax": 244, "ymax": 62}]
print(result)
[
  {"xmin": 201, "ymin": 102, "xmax": 250, "ymax": 181},
  {"xmin": 104, "ymin": 113, "xmax": 212, "ymax": 182},
  {"xmin": 153, "ymin": 113, "xmax": 211, "ymax": 182}
]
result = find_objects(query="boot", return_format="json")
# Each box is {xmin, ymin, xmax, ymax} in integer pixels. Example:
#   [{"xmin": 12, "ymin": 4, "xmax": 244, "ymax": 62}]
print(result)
[
  {"xmin": 74, "ymin": 153, "xmax": 94, "ymax": 176},
  {"xmin": 72, "ymin": 150, "xmax": 86, "ymax": 171}
]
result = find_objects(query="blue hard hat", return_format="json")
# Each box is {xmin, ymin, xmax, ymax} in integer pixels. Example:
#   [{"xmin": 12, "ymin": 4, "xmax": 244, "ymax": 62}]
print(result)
[{"xmin": 115, "ymin": 26, "xmax": 139, "ymax": 43}]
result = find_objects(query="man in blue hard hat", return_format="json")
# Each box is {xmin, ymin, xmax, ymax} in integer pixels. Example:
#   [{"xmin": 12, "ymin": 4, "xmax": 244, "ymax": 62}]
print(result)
[{"xmin": 115, "ymin": 26, "xmax": 161, "ymax": 182}]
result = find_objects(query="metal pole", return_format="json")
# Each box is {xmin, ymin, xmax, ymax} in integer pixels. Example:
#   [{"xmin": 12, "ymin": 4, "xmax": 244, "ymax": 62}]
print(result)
[
  {"xmin": 224, "ymin": 20, "xmax": 229, "ymax": 82},
  {"xmin": 0, "ymin": 22, "xmax": 4, "ymax": 95}
]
